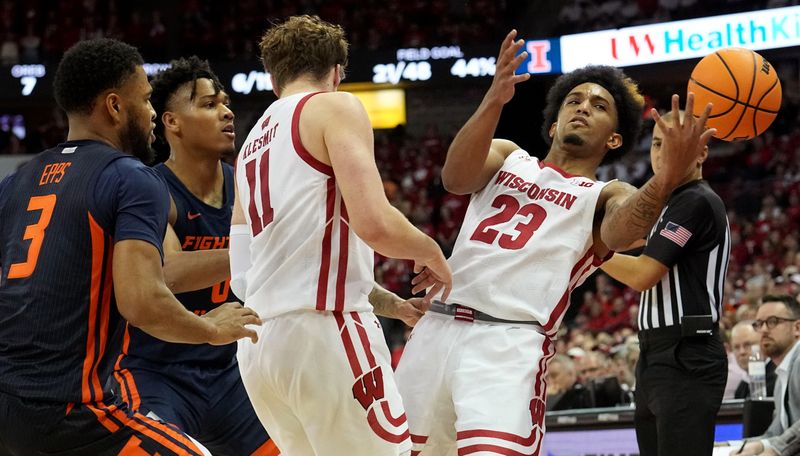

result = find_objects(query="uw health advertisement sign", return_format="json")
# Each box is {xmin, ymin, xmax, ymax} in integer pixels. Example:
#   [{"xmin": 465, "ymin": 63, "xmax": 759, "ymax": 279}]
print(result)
[{"xmin": 560, "ymin": 5, "xmax": 800, "ymax": 71}]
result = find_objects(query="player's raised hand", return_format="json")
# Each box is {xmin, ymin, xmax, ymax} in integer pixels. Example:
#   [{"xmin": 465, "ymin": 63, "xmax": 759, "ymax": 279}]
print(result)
[
  {"xmin": 203, "ymin": 302, "xmax": 262, "ymax": 345},
  {"xmin": 411, "ymin": 248, "xmax": 452, "ymax": 304},
  {"xmin": 652, "ymin": 93, "xmax": 717, "ymax": 190},
  {"xmin": 485, "ymin": 29, "xmax": 531, "ymax": 106}
]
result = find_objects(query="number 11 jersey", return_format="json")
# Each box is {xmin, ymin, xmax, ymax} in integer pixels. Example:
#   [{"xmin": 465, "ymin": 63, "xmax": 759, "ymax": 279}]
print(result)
[
  {"xmin": 235, "ymin": 92, "xmax": 374, "ymax": 319},
  {"xmin": 445, "ymin": 150, "xmax": 612, "ymax": 335}
]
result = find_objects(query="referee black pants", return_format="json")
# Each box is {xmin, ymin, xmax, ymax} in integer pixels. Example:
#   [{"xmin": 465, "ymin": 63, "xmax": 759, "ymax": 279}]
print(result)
[{"xmin": 635, "ymin": 326, "xmax": 727, "ymax": 456}]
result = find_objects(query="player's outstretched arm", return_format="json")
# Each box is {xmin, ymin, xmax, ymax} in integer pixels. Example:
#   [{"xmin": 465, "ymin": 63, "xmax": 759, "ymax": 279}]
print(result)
[
  {"xmin": 442, "ymin": 30, "xmax": 530, "ymax": 195},
  {"xmin": 114, "ymin": 239, "xmax": 261, "ymax": 344},
  {"xmin": 313, "ymin": 92, "xmax": 452, "ymax": 301},
  {"xmin": 598, "ymin": 93, "xmax": 716, "ymax": 251},
  {"xmin": 600, "ymin": 253, "xmax": 667, "ymax": 292},
  {"xmin": 162, "ymin": 222, "xmax": 230, "ymax": 293},
  {"xmin": 369, "ymin": 284, "xmax": 430, "ymax": 327}
]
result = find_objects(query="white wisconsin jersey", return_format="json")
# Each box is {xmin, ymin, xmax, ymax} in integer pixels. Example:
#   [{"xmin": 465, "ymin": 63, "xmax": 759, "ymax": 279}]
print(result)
[
  {"xmin": 445, "ymin": 150, "xmax": 612, "ymax": 334},
  {"xmin": 235, "ymin": 92, "xmax": 374, "ymax": 318}
]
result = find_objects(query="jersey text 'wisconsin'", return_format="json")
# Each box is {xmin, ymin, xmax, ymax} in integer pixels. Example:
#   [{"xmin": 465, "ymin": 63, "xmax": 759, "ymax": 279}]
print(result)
[{"xmin": 495, "ymin": 170, "xmax": 577, "ymax": 210}]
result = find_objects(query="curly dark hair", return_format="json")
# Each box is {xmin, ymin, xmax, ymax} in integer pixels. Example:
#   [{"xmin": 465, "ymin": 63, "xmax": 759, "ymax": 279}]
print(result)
[
  {"xmin": 54, "ymin": 39, "xmax": 143, "ymax": 115},
  {"xmin": 149, "ymin": 56, "xmax": 225, "ymax": 156},
  {"xmin": 541, "ymin": 65, "xmax": 645, "ymax": 161}
]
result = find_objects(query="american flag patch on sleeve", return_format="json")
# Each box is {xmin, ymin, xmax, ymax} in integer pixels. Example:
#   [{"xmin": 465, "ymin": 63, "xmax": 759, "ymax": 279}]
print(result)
[{"xmin": 659, "ymin": 221, "xmax": 692, "ymax": 247}]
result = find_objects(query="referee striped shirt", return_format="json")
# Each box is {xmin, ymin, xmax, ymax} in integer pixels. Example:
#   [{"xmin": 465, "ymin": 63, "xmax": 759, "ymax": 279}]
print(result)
[{"xmin": 638, "ymin": 180, "xmax": 731, "ymax": 330}]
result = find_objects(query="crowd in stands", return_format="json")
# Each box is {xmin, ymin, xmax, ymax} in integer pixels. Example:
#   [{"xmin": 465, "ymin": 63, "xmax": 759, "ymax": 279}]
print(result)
[
  {"xmin": 2, "ymin": 0, "xmax": 792, "ymax": 66},
  {"xmin": 556, "ymin": 0, "xmax": 799, "ymax": 34},
  {"xmin": 0, "ymin": 0, "xmax": 512, "ymax": 65}
]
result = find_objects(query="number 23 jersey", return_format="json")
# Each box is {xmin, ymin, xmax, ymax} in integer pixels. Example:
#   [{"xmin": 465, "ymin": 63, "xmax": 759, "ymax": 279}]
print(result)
[{"xmin": 445, "ymin": 150, "xmax": 612, "ymax": 334}]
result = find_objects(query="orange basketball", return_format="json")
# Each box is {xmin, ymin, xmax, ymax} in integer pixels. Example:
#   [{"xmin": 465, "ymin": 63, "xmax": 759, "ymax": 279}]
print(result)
[{"xmin": 687, "ymin": 48, "xmax": 781, "ymax": 141}]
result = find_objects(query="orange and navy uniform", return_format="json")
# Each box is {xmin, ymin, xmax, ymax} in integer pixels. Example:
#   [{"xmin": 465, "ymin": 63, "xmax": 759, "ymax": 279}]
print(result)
[
  {"xmin": 111, "ymin": 161, "xmax": 274, "ymax": 456},
  {"xmin": 0, "ymin": 140, "xmax": 207, "ymax": 455},
  {"xmin": 120, "ymin": 162, "xmax": 239, "ymax": 368}
]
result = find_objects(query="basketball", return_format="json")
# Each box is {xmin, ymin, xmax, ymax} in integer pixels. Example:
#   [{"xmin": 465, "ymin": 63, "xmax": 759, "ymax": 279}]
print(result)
[{"xmin": 687, "ymin": 48, "xmax": 781, "ymax": 141}]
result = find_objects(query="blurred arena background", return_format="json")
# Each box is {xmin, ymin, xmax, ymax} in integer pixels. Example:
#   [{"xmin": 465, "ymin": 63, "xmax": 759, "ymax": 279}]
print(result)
[{"xmin": 2, "ymin": 0, "xmax": 799, "ymax": 451}]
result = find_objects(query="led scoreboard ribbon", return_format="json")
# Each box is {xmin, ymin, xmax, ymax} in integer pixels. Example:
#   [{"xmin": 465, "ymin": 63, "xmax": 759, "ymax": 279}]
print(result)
[
  {"xmin": 0, "ymin": 42, "xmax": 560, "ymax": 100},
  {"xmin": 369, "ymin": 43, "xmax": 559, "ymax": 84},
  {"xmin": 372, "ymin": 46, "xmax": 498, "ymax": 83}
]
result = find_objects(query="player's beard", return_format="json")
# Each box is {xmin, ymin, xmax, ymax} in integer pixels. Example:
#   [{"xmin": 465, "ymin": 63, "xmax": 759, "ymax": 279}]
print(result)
[
  {"xmin": 563, "ymin": 133, "xmax": 585, "ymax": 146},
  {"xmin": 120, "ymin": 116, "xmax": 155, "ymax": 165}
]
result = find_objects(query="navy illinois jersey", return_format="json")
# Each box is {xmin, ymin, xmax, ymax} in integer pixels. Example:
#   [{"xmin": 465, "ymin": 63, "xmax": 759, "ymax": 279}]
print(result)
[
  {"xmin": 0, "ymin": 140, "xmax": 169, "ymax": 403},
  {"xmin": 119, "ymin": 162, "xmax": 238, "ymax": 369}
]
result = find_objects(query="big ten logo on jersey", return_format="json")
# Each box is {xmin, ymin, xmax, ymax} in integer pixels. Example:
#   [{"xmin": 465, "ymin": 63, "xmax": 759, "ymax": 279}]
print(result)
[
  {"xmin": 241, "ymin": 115, "xmax": 279, "ymax": 160},
  {"xmin": 352, "ymin": 366, "xmax": 386, "ymax": 410},
  {"xmin": 569, "ymin": 177, "xmax": 594, "ymax": 188},
  {"xmin": 39, "ymin": 162, "xmax": 71, "ymax": 186}
]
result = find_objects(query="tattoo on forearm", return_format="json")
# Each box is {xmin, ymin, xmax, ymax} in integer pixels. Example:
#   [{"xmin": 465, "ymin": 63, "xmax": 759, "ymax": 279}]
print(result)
[
  {"xmin": 630, "ymin": 181, "xmax": 663, "ymax": 229},
  {"xmin": 607, "ymin": 180, "xmax": 668, "ymax": 242}
]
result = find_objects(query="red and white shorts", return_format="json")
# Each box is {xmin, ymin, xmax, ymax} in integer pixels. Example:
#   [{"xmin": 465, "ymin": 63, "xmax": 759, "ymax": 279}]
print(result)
[
  {"xmin": 237, "ymin": 310, "xmax": 411, "ymax": 456},
  {"xmin": 395, "ymin": 312, "xmax": 555, "ymax": 456}
]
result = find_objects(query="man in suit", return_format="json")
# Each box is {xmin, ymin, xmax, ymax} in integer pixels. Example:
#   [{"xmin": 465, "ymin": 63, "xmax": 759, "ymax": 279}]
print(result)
[
  {"xmin": 732, "ymin": 320, "xmax": 778, "ymax": 399},
  {"xmin": 734, "ymin": 405, "xmax": 800, "ymax": 456},
  {"xmin": 734, "ymin": 295, "xmax": 800, "ymax": 455},
  {"xmin": 763, "ymin": 416, "xmax": 800, "ymax": 456}
]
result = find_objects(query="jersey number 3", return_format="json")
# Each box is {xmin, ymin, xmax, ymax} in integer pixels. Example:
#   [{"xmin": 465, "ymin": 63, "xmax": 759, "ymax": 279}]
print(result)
[
  {"xmin": 8, "ymin": 194, "xmax": 57, "ymax": 279},
  {"xmin": 245, "ymin": 152, "xmax": 273, "ymax": 236},
  {"xmin": 471, "ymin": 195, "xmax": 547, "ymax": 250}
]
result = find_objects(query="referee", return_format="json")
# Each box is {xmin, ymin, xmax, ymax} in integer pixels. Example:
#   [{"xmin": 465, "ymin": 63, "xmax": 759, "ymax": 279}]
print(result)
[{"xmin": 601, "ymin": 110, "xmax": 730, "ymax": 456}]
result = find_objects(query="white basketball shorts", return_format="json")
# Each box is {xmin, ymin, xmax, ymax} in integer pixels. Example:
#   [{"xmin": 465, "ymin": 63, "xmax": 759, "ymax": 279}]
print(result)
[
  {"xmin": 237, "ymin": 310, "xmax": 411, "ymax": 456},
  {"xmin": 395, "ymin": 312, "xmax": 555, "ymax": 456}
]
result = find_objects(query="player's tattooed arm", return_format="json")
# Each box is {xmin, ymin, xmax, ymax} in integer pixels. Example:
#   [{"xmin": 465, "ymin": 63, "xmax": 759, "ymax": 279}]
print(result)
[
  {"xmin": 369, "ymin": 284, "xmax": 430, "ymax": 327},
  {"xmin": 598, "ymin": 180, "xmax": 670, "ymax": 251},
  {"xmin": 600, "ymin": 93, "xmax": 716, "ymax": 251}
]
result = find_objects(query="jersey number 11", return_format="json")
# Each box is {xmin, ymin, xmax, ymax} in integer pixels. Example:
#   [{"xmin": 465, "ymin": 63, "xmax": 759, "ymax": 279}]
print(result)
[{"xmin": 244, "ymin": 152, "xmax": 273, "ymax": 236}]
